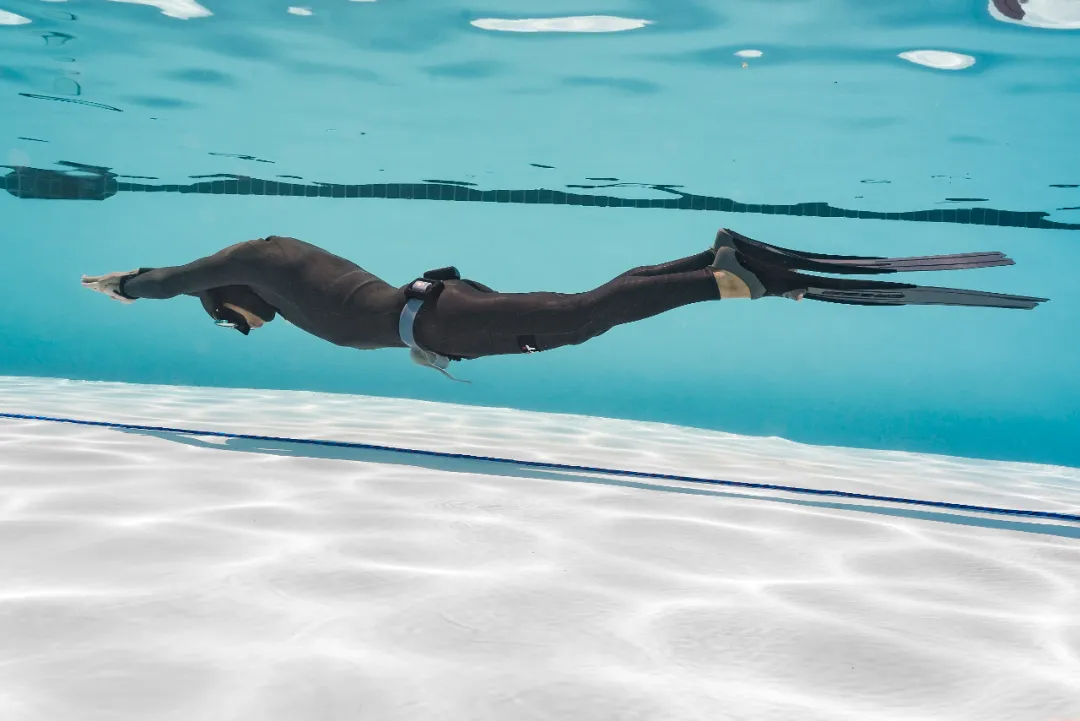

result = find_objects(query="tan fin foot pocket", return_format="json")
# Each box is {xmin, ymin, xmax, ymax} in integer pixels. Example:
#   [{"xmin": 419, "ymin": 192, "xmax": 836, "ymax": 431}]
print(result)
[{"xmin": 713, "ymin": 270, "xmax": 753, "ymax": 299}]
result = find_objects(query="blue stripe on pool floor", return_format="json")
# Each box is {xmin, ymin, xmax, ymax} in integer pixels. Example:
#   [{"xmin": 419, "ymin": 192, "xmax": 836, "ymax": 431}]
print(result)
[{"xmin": 2, "ymin": 411, "xmax": 1077, "ymax": 524}]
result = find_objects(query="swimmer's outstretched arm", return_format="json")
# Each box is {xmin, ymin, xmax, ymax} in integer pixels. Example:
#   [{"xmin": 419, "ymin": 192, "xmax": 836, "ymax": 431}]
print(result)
[{"xmin": 81, "ymin": 240, "xmax": 267, "ymax": 302}]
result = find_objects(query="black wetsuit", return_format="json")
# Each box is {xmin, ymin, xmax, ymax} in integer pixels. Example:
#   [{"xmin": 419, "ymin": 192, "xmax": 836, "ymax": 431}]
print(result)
[{"xmin": 123, "ymin": 236, "xmax": 721, "ymax": 360}]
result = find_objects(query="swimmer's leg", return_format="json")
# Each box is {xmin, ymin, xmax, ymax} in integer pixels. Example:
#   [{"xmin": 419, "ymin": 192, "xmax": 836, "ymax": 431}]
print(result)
[
  {"xmin": 421, "ymin": 266, "xmax": 725, "ymax": 358},
  {"xmin": 615, "ymin": 250, "xmax": 716, "ymax": 278}
]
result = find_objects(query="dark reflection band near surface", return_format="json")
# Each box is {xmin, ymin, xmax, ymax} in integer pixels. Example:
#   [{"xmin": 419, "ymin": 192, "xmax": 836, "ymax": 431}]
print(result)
[{"xmin": 4, "ymin": 163, "xmax": 1077, "ymax": 231}]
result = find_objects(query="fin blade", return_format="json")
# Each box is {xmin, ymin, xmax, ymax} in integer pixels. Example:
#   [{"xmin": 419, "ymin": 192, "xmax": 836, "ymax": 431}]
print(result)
[
  {"xmin": 802, "ymin": 252, "xmax": 1014, "ymax": 273},
  {"xmin": 720, "ymin": 229, "xmax": 1014, "ymax": 274},
  {"xmin": 804, "ymin": 285, "xmax": 1048, "ymax": 310}
]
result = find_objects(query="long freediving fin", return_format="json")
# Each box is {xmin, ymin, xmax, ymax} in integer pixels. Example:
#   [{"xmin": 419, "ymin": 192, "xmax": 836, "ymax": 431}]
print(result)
[
  {"xmin": 802, "ymin": 284, "xmax": 1048, "ymax": 310},
  {"xmin": 730, "ymin": 250, "xmax": 1049, "ymax": 309},
  {"xmin": 714, "ymin": 229, "xmax": 1015, "ymax": 275}
]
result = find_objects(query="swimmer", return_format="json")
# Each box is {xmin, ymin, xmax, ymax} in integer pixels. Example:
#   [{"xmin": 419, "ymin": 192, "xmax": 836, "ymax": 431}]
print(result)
[{"xmin": 82, "ymin": 230, "xmax": 1046, "ymax": 380}]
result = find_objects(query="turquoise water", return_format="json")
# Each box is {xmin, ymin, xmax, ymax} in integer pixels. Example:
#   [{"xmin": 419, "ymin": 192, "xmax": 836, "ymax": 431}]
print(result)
[{"xmin": 2, "ymin": 0, "xmax": 1078, "ymax": 466}]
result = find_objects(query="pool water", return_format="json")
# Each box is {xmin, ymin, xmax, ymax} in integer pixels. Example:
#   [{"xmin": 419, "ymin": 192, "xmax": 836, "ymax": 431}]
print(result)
[{"xmin": 2, "ymin": 0, "xmax": 1079, "ymax": 465}]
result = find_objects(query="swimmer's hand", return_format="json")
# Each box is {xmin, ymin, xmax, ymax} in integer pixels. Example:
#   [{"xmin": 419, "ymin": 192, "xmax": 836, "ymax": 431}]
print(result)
[{"xmin": 81, "ymin": 270, "xmax": 139, "ymax": 304}]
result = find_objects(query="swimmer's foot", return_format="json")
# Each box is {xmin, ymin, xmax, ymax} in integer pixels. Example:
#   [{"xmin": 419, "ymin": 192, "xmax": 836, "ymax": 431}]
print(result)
[
  {"xmin": 711, "ymin": 246, "xmax": 807, "ymax": 300},
  {"xmin": 710, "ymin": 246, "xmax": 766, "ymax": 299},
  {"xmin": 80, "ymin": 270, "xmax": 139, "ymax": 304}
]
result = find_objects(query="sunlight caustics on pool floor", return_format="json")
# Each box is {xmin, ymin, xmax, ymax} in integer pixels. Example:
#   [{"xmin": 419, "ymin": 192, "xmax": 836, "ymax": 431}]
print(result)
[{"xmin": 1, "ymin": 377, "xmax": 1079, "ymax": 720}]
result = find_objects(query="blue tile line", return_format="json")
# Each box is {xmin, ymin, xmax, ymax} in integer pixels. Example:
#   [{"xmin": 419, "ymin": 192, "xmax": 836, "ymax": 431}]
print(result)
[{"xmin": 2, "ymin": 411, "xmax": 1077, "ymax": 524}]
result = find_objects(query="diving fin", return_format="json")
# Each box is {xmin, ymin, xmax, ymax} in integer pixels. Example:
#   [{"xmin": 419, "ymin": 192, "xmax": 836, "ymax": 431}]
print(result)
[
  {"xmin": 713, "ymin": 229, "xmax": 1015, "ymax": 275},
  {"xmin": 729, "ymin": 250, "xmax": 1048, "ymax": 309},
  {"xmin": 802, "ymin": 283, "xmax": 1048, "ymax": 310}
]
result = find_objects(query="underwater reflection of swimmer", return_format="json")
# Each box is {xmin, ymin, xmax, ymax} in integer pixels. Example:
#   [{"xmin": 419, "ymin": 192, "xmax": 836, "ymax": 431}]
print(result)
[
  {"xmin": 81, "ymin": 231, "xmax": 1048, "ymax": 381},
  {"xmin": 989, "ymin": 0, "xmax": 1080, "ymax": 27},
  {"xmin": 992, "ymin": 0, "xmax": 1025, "ymax": 20}
]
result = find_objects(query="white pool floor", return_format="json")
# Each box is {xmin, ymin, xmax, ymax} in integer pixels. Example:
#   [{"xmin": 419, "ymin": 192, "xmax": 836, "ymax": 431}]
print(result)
[{"xmin": 1, "ymin": 376, "xmax": 1078, "ymax": 721}]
